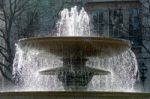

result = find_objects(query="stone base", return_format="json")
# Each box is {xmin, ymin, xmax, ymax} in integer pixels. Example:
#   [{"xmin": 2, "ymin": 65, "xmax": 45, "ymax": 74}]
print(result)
[{"xmin": 0, "ymin": 91, "xmax": 150, "ymax": 99}]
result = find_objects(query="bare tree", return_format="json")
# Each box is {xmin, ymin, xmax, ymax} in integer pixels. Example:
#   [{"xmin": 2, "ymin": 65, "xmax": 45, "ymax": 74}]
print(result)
[
  {"xmin": 0, "ymin": 0, "xmax": 29, "ymax": 81},
  {"xmin": 14, "ymin": 1, "xmax": 40, "ymax": 38}
]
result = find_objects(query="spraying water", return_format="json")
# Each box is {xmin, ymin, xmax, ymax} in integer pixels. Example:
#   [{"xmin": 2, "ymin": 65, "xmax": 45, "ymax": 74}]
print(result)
[
  {"xmin": 57, "ymin": 6, "xmax": 91, "ymax": 36},
  {"xmin": 11, "ymin": 6, "xmax": 138, "ymax": 91}
]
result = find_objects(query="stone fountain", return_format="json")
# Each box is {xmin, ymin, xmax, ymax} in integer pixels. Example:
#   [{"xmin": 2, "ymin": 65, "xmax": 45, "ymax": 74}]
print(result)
[
  {"xmin": 12, "ymin": 6, "xmax": 137, "ymax": 91},
  {"xmin": 18, "ymin": 36, "xmax": 130, "ymax": 91},
  {"xmin": 1, "ymin": 6, "xmax": 149, "ymax": 99}
]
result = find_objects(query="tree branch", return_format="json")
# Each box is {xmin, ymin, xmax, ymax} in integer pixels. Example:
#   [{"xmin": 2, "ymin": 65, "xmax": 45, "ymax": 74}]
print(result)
[
  {"xmin": 14, "ymin": 0, "xmax": 29, "ymax": 16},
  {"xmin": 14, "ymin": 7, "xmax": 26, "ymax": 17},
  {"xmin": 1, "ymin": 0, "xmax": 9, "ymax": 32},
  {"xmin": 0, "ymin": 30, "xmax": 9, "ymax": 44},
  {"xmin": 0, "ymin": 61, "xmax": 11, "ymax": 72},
  {"xmin": 0, "ymin": 49, "xmax": 10, "ymax": 63},
  {"xmin": 9, "ymin": 0, "xmax": 13, "ymax": 15},
  {"xmin": 0, "ymin": 45, "xmax": 13, "ymax": 63},
  {"xmin": 142, "ymin": 43, "xmax": 150, "ymax": 55},
  {"xmin": 0, "ymin": 34, "xmax": 4, "ymax": 38},
  {"xmin": 1, "ymin": 0, "xmax": 9, "ymax": 20},
  {"xmin": 0, "ymin": 66, "xmax": 12, "ymax": 81},
  {"xmin": 13, "ymin": 0, "xmax": 18, "ymax": 13},
  {"xmin": 0, "ymin": 16, "xmax": 5, "ymax": 21},
  {"xmin": 0, "ymin": 28, "xmax": 5, "ymax": 36},
  {"xmin": 0, "ymin": 27, "xmax": 4, "ymax": 32},
  {"xmin": 0, "ymin": 46, "xmax": 8, "ymax": 52}
]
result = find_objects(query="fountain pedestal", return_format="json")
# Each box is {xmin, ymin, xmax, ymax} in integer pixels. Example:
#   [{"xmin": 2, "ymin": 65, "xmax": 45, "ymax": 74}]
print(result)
[
  {"xmin": 40, "ymin": 57, "xmax": 110, "ymax": 91},
  {"xmin": 59, "ymin": 57, "xmax": 92, "ymax": 91}
]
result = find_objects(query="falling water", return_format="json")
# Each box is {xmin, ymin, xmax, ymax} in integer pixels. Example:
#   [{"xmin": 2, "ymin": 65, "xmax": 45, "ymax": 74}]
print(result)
[
  {"xmin": 12, "ymin": 43, "xmax": 138, "ymax": 91},
  {"xmin": 87, "ymin": 50, "xmax": 138, "ymax": 91},
  {"xmin": 12, "ymin": 6, "xmax": 138, "ymax": 91},
  {"xmin": 13, "ymin": 44, "xmax": 64, "ymax": 91}
]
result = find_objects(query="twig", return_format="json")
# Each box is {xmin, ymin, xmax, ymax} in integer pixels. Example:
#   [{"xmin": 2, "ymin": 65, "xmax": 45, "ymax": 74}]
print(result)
[
  {"xmin": 0, "ymin": 61, "xmax": 11, "ymax": 72},
  {"xmin": 0, "ymin": 17, "xmax": 5, "ymax": 21},
  {"xmin": 0, "ymin": 46, "xmax": 8, "ymax": 53},
  {"xmin": 0, "ymin": 66, "xmax": 12, "ymax": 81},
  {"xmin": 0, "ymin": 49, "xmax": 10, "ymax": 62},
  {"xmin": 142, "ymin": 43, "xmax": 150, "ymax": 55}
]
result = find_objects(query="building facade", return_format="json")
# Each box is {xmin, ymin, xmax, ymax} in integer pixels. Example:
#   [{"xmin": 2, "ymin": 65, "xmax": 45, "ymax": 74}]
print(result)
[{"xmin": 84, "ymin": 0, "xmax": 150, "ymax": 91}]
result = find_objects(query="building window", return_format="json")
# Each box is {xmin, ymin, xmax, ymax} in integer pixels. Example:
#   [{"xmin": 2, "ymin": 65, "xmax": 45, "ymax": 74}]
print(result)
[
  {"xmin": 109, "ymin": 9, "xmax": 123, "ymax": 37},
  {"xmin": 129, "ymin": 8, "xmax": 142, "ymax": 45},
  {"xmin": 129, "ymin": 8, "xmax": 141, "ymax": 36},
  {"xmin": 92, "ymin": 9, "xmax": 105, "ymax": 36}
]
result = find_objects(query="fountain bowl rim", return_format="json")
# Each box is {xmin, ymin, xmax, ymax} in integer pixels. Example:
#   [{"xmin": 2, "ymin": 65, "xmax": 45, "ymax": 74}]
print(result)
[
  {"xmin": 17, "ymin": 36, "xmax": 131, "ymax": 58},
  {"xmin": 18, "ymin": 36, "xmax": 131, "ymax": 47}
]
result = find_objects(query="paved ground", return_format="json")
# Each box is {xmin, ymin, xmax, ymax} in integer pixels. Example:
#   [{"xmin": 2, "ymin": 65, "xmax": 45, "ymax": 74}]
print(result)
[{"xmin": 0, "ymin": 91, "xmax": 150, "ymax": 99}]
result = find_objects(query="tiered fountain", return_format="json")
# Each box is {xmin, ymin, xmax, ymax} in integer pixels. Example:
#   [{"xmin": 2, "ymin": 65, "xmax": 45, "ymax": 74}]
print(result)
[{"xmin": 1, "ymin": 6, "xmax": 150, "ymax": 99}]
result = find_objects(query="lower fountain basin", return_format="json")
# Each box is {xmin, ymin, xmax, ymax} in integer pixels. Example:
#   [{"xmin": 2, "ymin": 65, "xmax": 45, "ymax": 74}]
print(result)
[{"xmin": 0, "ymin": 92, "xmax": 150, "ymax": 99}]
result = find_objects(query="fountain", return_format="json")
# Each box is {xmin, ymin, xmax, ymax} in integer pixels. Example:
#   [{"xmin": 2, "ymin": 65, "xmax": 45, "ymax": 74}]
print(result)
[
  {"xmin": 1, "ymin": 6, "xmax": 150, "ymax": 99},
  {"xmin": 17, "ymin": 37, "xmax": 130, "ymax": 91}
]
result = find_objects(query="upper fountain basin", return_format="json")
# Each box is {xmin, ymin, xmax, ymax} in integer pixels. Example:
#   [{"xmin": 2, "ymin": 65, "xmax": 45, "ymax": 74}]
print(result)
[{"xmin": 18, "ymin": 37, "xmax": 131, "ymax": 58}]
